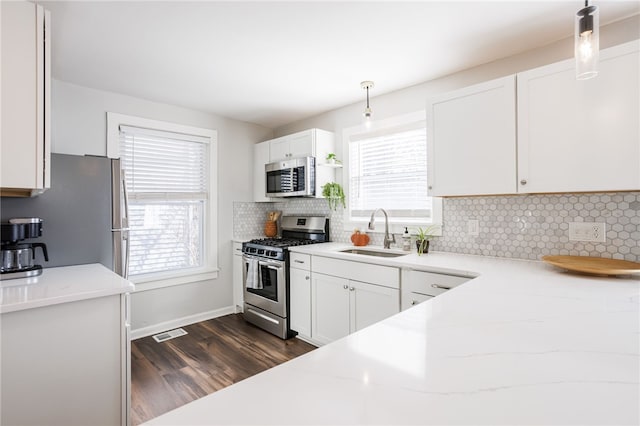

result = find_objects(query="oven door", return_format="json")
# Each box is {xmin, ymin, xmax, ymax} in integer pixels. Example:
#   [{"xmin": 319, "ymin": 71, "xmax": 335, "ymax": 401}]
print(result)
[{"xmin": 243, "ymin": 255, "xmax": 287, "ymax": 318}]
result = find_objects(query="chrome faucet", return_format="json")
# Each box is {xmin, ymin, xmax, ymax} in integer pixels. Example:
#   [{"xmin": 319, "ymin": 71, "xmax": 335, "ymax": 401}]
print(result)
[{"xmin": 368, "ymin": 208, "xmax": 396, "ymax": 249}]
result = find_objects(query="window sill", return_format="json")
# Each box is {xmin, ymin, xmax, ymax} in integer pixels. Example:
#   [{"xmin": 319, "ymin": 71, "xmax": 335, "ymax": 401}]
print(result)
[
  {"xmin": 343, "ymin": 219, "xmax": 443, "ymax": 237},
  {"xmin": 130, "ymin": 268, "xmax": 220, "ymax": 293}
]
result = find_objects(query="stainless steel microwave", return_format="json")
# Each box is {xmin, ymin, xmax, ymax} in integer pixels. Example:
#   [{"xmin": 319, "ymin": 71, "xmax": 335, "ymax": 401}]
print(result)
[{"xmin": 265, "ymin": 156, "xmax": 315, "ymax": 197}]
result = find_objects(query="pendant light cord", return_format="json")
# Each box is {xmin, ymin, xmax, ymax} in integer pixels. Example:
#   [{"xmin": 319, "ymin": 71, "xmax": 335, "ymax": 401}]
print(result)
[{"xmin": 366, "ymin": 87, "xmax": 370, "ymax": 109}]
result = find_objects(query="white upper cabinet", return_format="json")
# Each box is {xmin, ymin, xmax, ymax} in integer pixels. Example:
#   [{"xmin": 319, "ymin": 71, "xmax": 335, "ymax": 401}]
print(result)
[
  {"xmin": 517, "ymin": 41, "xmax": 640, "ymax": 193},
  {"xmin": 267, "ymin": 129, "xmax": 334, "ymax": 162},
  {"xmin": 0, "ymin": 2, "xmax": 50, "ymax": 197},
  {"xmin": 254, "ymin": 129, "xmax": 336, "ymax": 201},
  {"xmin": 426, "ymin": 76, "xmax": 517, "ymax": 196},
  {"xmin": 426, "ymin": 41, "xmax": 639, "ymax": 196}
]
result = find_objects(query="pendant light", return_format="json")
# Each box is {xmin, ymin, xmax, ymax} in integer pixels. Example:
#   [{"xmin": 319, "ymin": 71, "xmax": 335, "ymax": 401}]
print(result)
[
  {"xmin": 361, "ymin": 81, "xmax": 374, "ymax": 128},
  {"xmin": 575, "ymin": 0, "xmax": 599, "ymax": 80}
]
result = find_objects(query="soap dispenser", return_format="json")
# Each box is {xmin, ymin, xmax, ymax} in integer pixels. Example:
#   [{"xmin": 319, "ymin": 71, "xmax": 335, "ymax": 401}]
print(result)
[{"xmin": 402, "ymin": 227, "xmax": 411, "ymax": 251}]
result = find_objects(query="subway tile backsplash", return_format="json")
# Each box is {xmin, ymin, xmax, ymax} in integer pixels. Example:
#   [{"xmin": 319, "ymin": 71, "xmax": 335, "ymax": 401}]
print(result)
[{"xmin": 233, "ymin": 191, "xmax": 640, "ymax": 262}]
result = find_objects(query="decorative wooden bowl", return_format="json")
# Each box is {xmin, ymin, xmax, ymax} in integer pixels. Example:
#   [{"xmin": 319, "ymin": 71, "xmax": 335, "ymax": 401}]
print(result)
[{"xmin": 542, "ymin": 255, "xmax": 640, "ymax": 276}]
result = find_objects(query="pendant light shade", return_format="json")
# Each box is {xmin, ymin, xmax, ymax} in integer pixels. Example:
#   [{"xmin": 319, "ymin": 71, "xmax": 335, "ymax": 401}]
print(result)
[
  {"xmin": 575, "ymin": 1, "xmax": 599, "ymax": 80},
  {"xmin": 361, "ymin": 81, "xmax": 374, "ymax": 128}
]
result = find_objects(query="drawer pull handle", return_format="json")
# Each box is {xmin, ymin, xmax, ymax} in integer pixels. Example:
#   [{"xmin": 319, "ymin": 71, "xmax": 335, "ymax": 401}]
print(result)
[
  {"xmin": 349, "ymin": 287, "xmax": 355, "ymax": 291},
  {"xmin": 343, "ymin": 285, "xmax": 349, "ymax": 289},
  {"xmin": 431, "ymin": 284, "xmax": 452, "ymax": 290},
  {"xmin": 294, "ymin": 260, "xmax": 305, "ymax": 264}
]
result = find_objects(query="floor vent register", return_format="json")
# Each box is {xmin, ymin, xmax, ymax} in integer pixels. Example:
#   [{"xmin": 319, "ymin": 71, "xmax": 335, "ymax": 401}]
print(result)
[{"xmin": 152, "ymin": 328, "xmax": 188, "ymax": 343}]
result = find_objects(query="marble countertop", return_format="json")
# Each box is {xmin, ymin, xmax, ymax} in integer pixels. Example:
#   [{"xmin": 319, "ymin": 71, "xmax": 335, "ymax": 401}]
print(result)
[
  {"xmin": 0, "ymin": 263, "xmax": 134, "ymax": 314},
  {"xmin": 147, "ymin": 245, "xmax": 640, "ymax": 425}
]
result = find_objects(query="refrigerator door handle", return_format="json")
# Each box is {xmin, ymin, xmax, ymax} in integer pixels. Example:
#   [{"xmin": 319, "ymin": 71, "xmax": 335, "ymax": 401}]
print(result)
[
  {"xmin": 123, "ymin": 229, "xmax": 130, "ymax": 279},
  {"xmin": 121, "ymin": 170, "xmax": 130, "ymax": 230}
]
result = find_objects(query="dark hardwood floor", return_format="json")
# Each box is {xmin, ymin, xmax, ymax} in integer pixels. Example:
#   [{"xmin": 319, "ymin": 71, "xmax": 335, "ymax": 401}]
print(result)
[{"xmin": 131, "ymin": 313, "xmax": 316, "ymax": 425}]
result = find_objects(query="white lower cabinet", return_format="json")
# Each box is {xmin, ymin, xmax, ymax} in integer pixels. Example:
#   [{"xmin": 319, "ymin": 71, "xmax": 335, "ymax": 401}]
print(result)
[
  {"xmin": 1, "ymin": 293, "xmax": 130, "ymax": 426},
  {"xmin": 289, "ymin": 253, "xmax": 312, "ymax": 340},
  {"xmin": 232, "ymin": 242, "xmax": 244, "ymax": 313},
  {"xmin": 309, "ymin": 256, "xmax": 400, "ymax": 346}
]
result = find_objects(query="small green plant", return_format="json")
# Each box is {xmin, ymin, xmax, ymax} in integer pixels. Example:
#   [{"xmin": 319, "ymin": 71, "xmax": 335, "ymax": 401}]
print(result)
[
  {"xmin": 415, "ymin": 225, "xmax": 438, "ymax": 255},
  {"xmin": 325, "ymin": 153, "xmax": 341, "ymax": 164},
  {"xmin": 322, "ymin": 182, "xmax": 346, "ymax": 210}
]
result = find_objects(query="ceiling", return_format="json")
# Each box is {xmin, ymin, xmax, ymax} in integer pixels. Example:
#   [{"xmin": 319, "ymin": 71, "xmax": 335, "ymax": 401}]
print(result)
[{"xmin": 42, "ymin": 1, "xmax": 640, "ymax": 129}]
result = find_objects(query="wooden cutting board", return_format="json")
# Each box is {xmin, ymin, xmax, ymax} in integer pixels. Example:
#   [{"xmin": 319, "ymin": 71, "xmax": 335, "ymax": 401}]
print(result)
[{"xmin": 542, "ymin": 255, "xmax": 640, "ymax": 276}]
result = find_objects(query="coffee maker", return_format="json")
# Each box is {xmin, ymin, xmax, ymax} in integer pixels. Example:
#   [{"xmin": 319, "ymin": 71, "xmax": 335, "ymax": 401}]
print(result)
[{"xmin": 1, "ymin": 218, "xmax": 49, "ymax": 280}]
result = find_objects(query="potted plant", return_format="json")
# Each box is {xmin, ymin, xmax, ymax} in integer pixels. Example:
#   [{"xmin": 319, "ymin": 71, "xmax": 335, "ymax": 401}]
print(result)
[
  {"xmin": 325, "ymin": 153, "xmax": 341, "ymax": 165},
  {"xmin": 415, "ymin": 225, "xmax": 438, "ymax": 255},
  {"xmin": 321, "ymin": 182, "xmax": 345, "ymax": 210}
]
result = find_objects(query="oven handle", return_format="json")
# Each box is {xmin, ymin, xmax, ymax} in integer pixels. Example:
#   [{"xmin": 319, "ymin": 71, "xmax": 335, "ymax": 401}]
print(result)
[{"xmin": 258, "ymin": 260, "xmax": 284, "ymax": 270}]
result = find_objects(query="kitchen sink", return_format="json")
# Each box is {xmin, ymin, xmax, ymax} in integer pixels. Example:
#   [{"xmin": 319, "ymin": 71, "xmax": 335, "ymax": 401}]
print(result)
[{"xmin": 339, "ymin": 248, "xmax": 408, "ymax": 258}]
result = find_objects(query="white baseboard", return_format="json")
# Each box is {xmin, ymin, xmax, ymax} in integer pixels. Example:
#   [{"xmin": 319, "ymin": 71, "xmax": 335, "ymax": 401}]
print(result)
[{"xmin": 131, "ymin": 306, "xmax": 236, "ymax": 340}]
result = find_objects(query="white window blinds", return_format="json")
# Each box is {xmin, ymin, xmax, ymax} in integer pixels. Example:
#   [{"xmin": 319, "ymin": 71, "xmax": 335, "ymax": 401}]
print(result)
[
  {"xmin": 119, "ymin": 125, "xmax": 210, "ymax": 277},
  {"xmin": 349, "ymin": 123, "xmax": 431, "ymax": 222}
]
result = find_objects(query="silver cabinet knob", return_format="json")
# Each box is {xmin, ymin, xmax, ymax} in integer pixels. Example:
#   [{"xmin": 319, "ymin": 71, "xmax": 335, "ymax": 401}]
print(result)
[
  {"xmin": 428, "ymin": 185, "xmax": 433, "ymax": 190},
  {"xmin": 349, "ymin": 287, "xmax": 355, "ymax": 291},
  {"xmin": 343, "ymin": 284, "xmax": 348, "ymax": 289},
  {"xmin": 411, "ymin": 300, "xmax": 418, "ymax": 305},
  {"xmin": 520, "ymin": 179, "xmax": 527, "ymax": 185},
  {"xmin": 305, "ymin": 276, "xmax": 310, "ymax": 280}
]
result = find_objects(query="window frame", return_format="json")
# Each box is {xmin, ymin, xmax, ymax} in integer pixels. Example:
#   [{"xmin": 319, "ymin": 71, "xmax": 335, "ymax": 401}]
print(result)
[
  {"xmin": 107, "ymin": 112, "xmax": 218, "ymax": 291},
  {"xmin": 342, "ymin": 111, "xmax": 443, "ymax": 236}
]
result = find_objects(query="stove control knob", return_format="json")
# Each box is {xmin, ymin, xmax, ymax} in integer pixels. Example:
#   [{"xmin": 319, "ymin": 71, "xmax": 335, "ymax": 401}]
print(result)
[{"xmin": 257, "ymin": 249, "xmax": 265, "ymax": 255}]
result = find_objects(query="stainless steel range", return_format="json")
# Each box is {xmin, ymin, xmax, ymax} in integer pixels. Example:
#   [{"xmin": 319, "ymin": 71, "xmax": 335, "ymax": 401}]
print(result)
[{"xmin": 242, "ymin": 216, "xmax": 328, "ymax": 339}]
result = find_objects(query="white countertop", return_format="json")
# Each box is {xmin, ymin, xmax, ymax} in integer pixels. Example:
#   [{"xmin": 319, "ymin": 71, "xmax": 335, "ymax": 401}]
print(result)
[
  {"xmin": 147, "ymin": 244, "xmax": 640, "ymax": 425},
  {"xmin": 0, "ymin": 263, "xmax": 134, "ymax": 314}
]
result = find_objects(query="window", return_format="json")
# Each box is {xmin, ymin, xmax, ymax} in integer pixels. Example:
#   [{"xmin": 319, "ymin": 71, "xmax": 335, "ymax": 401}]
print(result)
[
  {"xmin": 344, "ymin": 112, "xmax": 442, "ymax": 232},
  {"xmin": 107, "ymin": 113, "xmax": 218, "ymax": 288}
]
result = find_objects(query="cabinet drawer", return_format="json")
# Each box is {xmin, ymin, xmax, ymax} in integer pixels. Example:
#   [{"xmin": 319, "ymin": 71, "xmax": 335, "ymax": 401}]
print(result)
[
  {"xmin": 232, "ymin": 242, "xmax": 243, "ymax": 255},
  {"xmin": 312, "ymin": 256, "xmax": 399, "ymax": 289},
  {"xmin": 403, "ymin": 270, "xmax": 470, "ymax": 297},
  {"xmin": 290, "ymin": 253, "xmax": 311, "ymax": 271},
  {"xmin": 402, "ymin": 292, "xmax": 434, "ymax": 310}
]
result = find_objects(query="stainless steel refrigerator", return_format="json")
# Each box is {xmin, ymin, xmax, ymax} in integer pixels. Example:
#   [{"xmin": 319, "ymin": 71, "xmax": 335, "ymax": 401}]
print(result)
[{"xmin": 0, "ymin": 153, "xmax": 129, "ymax": 277}]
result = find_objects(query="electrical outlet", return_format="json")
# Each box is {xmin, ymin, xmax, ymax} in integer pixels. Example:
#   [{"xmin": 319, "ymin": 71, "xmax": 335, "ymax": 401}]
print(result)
[
  {"xmin": 468, "ymin": 219, "xmax": 479, "ymax": 237},
  {"xmin": 569, "ymin": 222, "xmax": 606, "ymax": 242}
]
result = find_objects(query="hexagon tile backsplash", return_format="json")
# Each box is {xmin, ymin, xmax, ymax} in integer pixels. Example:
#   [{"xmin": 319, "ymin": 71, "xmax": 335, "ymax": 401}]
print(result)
[{"xmin": 234, "ymin": 191, "xmax": 640, "ymax": 262}]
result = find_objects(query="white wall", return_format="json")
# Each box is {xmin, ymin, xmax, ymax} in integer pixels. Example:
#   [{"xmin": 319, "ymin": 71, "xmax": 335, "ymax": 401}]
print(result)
[
  {"xmin": 51, "ymin": 79, "xmax": 273, "ymax": 333},
  {"xmin": 274, "ymin": 16, "xmax": 639, "ymax": 140}
]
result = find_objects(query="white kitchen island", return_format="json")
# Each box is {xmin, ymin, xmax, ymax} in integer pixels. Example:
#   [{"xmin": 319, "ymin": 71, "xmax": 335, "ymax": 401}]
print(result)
[
  {"xmin": 1, "ymin": 263, "xmax": 134, "ymax": 426},
  {"xmin": 146, "ymin": 246, "xmax": 640, "ymax": 425}
]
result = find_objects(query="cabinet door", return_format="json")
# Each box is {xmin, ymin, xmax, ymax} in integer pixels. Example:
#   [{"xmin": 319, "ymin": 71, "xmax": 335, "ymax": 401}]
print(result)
[
  {"xmin": 253, "ymin": 141, "xmax": 272, "ymax": 202},
  {"xmin": 269, "ymin": 136, "xmax": 290, "ymax": 161},
  {"xmin": 1, "ymin": 295, "xmax": 124, "ymax": 425},
  {"xmin": 517, "ymin": 41, "xmax": 640, "ymax": 193},
  {"xmin": 232, "ymin": 251, "xmax": 244, "ymax": 313},
  {"xmin": 288, "ymin": 130, "xmax": 315, "ymax": 158},
  {"xmin": 289, "ymin": 267, "xmax": 312, "ymax": 339},
  {"xmin": 426, "ymin": 75, "xmax": 517, "ymax": 196},
  {"xmin": 312, "ymin": 273, "xmax": 350, "ymax": 345},
  {"xmin": 350, "ymin": 280, "xmax": 399, "ymax": 333},
  {"xmin": 0, "ymin": 2, "xmax": 50, "ymax": 193}
]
